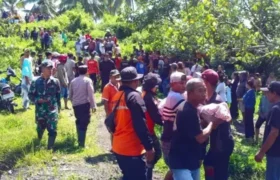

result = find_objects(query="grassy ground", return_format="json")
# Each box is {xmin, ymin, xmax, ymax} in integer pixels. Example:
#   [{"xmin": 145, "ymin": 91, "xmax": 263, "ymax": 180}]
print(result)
[
  {"xmin": 0, "ymin": 93, "xmax": 266, "ymax": 180},
  {"xmin": 0, "ymin": 94, "xmax": 103, "ymax": 178}
]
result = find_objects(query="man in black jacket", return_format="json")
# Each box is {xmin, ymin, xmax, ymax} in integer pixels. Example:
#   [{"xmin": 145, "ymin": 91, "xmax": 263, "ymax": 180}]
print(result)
[
  {"xmin": 99, "ymin": 53, "xmax": 116, "ymax": 92},
  {"xmin": 142, "ymin": 73, "xmax": 163, "ymax": 180}
]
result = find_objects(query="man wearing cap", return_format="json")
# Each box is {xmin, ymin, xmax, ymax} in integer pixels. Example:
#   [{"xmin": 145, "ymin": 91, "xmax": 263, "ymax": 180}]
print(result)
[
  {"xmin": 69, "ymin": 65, "xmax": 96, "ymax": 147},
  {"xmin": 201, "ymin": 69, "xmax": 234, "ymax": 180},
  {"xmin": 28, "ymin": 60, "xmax": 61, "ymax": 150},
  {"xmin": 160, "ymin": 71, "xmax": 186, "ymax": 180},
  {"xmin": 21, "ymin": 49, "xmax": 33, "ymax": 110},
  {"xmin": 99, "ymin": 52, "xmax": 116, "ymax": 92},
  {"xmin": 102, "ymin": 69, "xmax": 120, "ymax": 151},
  {"xmin": 142, "ymin": 72, "xmax": 163, "ymax": 180},
  {"xmin": 255, "ymin": 82, "xmax": 280, "ymax": 180},
  {"xmin": 112, "ymin": 67, "xmax": 154, "ymax": 180},
  {"xmin": 102, "ymin": 69, "xmax": 121, "ymax": 117}
]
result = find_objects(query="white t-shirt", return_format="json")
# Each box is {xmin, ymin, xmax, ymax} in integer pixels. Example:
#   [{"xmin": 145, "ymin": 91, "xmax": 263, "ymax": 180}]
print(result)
[
  {"xmin": 115, "ymin": 46, "xmax": 121, "ymax": 55},
  {"xmin": 191, "ymin": 64, "xmax": 202, "ymax": 74},
  {"xmin": 216, "ymin": 82, "xmax": 227, "ymax": 102}
]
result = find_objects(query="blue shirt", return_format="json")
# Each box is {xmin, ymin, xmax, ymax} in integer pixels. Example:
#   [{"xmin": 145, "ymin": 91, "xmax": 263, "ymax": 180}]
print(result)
[
  {"xmin": 22, "ymin": 58, "xmax": 33, "ymax": 80},
  {"xmin": 243, "ymin": 89, "xmax": 256, "ymax": 109},
  {"xmin": 136, "ymin": 62, "xmax": 145, "ymax": 74}
]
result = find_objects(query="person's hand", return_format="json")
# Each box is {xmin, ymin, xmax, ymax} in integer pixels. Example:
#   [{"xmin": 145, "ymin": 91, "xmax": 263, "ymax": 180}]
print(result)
[
  {"xmin": 212, "ymin": 118, "xmax": 223, "ymax": 129},
  {"xmin": 255, "ymin": 151, "xmax": 265, "ymax": 162},
  {"xmin": 92, "ymin": 108, "xmax": 96, "ymax": 113},
  {"xmin": 145, "ymin": 149, "xmax": 155, "ymax": 164}
]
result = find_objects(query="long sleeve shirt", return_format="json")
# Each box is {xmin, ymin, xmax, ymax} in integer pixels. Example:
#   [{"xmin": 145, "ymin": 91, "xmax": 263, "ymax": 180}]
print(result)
[
  {"xmin": 243, "ymin": 89, "xmax": 256, "ymax": 109},
  {"xmin": 69, "ymin": 75, "xmax": 96, "ymax": 108}
]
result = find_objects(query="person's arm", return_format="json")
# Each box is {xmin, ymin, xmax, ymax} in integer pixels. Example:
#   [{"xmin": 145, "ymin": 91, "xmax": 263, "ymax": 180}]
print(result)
[
  {"xmin": 126, "ymin": 92, "xmax": 153, "ymax": 151},
  {"xmin": 144, "ymin": 94, "xmax": 163, "ymax": 126},
  {"xmin": 87, "ymin": 80, "xmax": 96, "ymax": 110},
  {"xmin": 68, "ymin": 82, "xmax": 73, "ymax": 102},
  {"xmin": 255, "ymin": 107, "xmax": 280, "ymax": 162},
  {"xmin": 55, "ymin": 79, "xmax": 61, "ymax": 111},
  {"xmin": 195, "ymin": 122, "xmax": 213, "ymax": 144},
  {"xmin": 102, "ymin": 86, "xmax": 110, "ymax": 116}
]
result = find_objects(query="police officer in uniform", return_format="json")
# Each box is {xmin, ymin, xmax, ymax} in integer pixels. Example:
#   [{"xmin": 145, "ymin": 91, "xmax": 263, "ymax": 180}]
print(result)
[{"xmin": 29, "ymin": 60, "xmax": 61, "ymax": 150}]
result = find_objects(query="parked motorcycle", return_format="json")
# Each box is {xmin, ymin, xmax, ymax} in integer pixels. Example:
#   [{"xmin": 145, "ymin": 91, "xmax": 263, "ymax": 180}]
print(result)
[
  {"xmin": 0, "ymin": 67, "xmax": 21, "ymax": 96},
  {"xmin": 0, "ymin": 67, "xmax": 20, "ymax": 113}
]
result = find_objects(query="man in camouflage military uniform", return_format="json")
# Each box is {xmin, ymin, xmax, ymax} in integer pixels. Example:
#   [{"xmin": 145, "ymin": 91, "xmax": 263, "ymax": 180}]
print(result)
[{"xmin": 28, "ymin": 60, "xmax": 61, "ymax": 150}]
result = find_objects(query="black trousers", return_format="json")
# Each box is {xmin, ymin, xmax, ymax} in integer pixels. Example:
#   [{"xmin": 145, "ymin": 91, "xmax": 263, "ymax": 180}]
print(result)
[
  {"xmin": 147, "ymin": 134, "xmax": 162, "ymax": 180},
  {"xmin": 204, "ymin": 150, "xmax": 233, "ymax": 180},
  {"xmin": 73, "ymin": 103, "xmax": 91, "ymax": 131},
  {"xmin": 89, "ymin": 73, "xmax": 97, "ymax": 91},
  {"xmin": 230, "ymin": 96, "xmax": 239, "ymax": 119},
  {"xmin": 115, "ymin": 153, "xmax": 147, "ymax": 180},
  {"xmin": 244, "ymin": 108, "xmax": 255, "ymax": 138},
  {"xmin": 101, "ymin": 77, "xmax": 109, "ymax": 92}
]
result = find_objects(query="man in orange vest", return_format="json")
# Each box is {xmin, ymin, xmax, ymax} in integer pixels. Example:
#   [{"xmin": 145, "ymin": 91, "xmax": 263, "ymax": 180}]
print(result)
[{"xmin": 112, "ymin": 67, "xmax": 155, "ymax": 180}]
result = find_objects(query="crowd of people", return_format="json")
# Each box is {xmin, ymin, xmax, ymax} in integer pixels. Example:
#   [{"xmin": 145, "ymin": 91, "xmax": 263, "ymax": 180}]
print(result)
[
  {"xmin": 17, "ymin": 37, "xmax": 280, "ymax": 180},
  {"xmin": 1, "ymin": 10, "xmax": 50, "ymax": 24}
]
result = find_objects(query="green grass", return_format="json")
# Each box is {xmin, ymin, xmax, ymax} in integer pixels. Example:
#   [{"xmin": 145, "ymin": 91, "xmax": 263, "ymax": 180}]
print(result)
[
  {"xmin": 0, "ymin": 94, "xmax": 103, "ymax": 175},
  {"xmin": 0, "ymin": 93, "xmax": 266, "ymax": 180}
]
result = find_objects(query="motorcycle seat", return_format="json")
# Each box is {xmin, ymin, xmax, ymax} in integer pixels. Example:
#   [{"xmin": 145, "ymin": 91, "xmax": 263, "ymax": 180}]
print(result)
[{"xmin": 0, "ymin": 83, "xmax": 10, "ymax": 90}]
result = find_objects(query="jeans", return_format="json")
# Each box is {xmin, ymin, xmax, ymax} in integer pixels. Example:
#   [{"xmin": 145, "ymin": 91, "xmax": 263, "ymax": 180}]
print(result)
[
  {"xmin": 61, "ymin": 87, "xmax": 68, "ymax": 99},
  {"xmin": 244, "ymin": 108, "xmax": 255, "ymax": 138},
  {"xmin": 73, "ymin": 103, "xmax": 91, "ymax": 131},
  {"xmin": 172, "ymin": 168, "xmax": 200, "ymax": 180},
  {"xmin": 266, "ymin": 156, "xmax": 280, "ymax": 180},
  {"xmin": 21, "ymin": 79, "xmax": 30, "ymax": 109},
  {"xmin": 114, "ymin": 153, "xmax": 147, "ymax": 180}
]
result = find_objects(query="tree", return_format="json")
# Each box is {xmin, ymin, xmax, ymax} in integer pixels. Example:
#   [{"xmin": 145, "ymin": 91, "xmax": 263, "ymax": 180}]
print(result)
[{"xmin": 1, "ymin": 0, "xmax": 22, "ymax": 13}]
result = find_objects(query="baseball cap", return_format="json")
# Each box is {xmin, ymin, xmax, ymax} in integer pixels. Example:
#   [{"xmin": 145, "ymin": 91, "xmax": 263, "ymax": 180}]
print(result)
[
  {"xmin": 120, "ymin": 67, "xmax": 143, "ymax": 82},
  {"xmin": 260, "ymin": 81, "xmax": 280, "ymax": 96},
  {"xmin": 201, "ymin": 69, "xmax": 219, "ymax": 86},
  {"xmin": 110, "ymin": 69, "xmax": 120, "ymax": 77},
  {"xmin": 142, "ymin": 73, "xmax": 162, "ymax": 90},
  {"xmin": 170, "ymin": 72, "xmax": 186, "ymax": 83},
  {"xmin": 41, "ymin": 60, "xmax": 53, "ymax": 68}
]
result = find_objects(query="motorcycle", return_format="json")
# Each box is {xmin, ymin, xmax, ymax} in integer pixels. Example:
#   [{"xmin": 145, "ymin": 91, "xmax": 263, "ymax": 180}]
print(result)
[
  {"xmin": 0, "ymin": 67, "xmax": 21, "ymax": 96},
  {"xmin": 0, "ymin": 67, "xmax": 20, "ymax": 113}
]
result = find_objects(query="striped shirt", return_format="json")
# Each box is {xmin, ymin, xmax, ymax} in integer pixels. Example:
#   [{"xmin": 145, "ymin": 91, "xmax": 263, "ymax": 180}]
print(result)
[
  {"xmin": 160, "ymin": 91, "xmax": 185, "ymax": 142},
  {"xmin": 161, "ymin": 91, "xmax": 185, "ymax": 121}
]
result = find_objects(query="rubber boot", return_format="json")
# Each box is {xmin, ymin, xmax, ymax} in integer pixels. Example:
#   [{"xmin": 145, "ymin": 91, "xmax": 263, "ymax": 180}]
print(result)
[
  {"xmin": 37, "ymin": 129, "xmax": 45, "ymax": 141},
  {"xmin": 47, "ymin": 135, "xmax": 56, "ymax": 150},
  {"xmin": 78, "ymin": 130, "xmax": 86, "ymax": 148}
]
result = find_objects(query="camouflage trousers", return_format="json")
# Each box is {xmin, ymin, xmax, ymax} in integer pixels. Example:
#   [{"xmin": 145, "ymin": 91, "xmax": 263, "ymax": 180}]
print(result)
[{"xmin": 36, "ymin": 108, "xmax": 58, "ymax": 137}]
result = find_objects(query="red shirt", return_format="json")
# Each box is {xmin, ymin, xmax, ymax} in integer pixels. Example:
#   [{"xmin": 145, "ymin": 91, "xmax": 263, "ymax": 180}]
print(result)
[
  {"xmin": 115, "ymin": 57, "xmax": 122, "ymax": 70},
  {"xmin": 87, "ymin": 59, "xmax": 99, "ymax": 74},
  {"xmin": 102, "ymin": 82, "xmax": 119, "ymax": 113}
]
